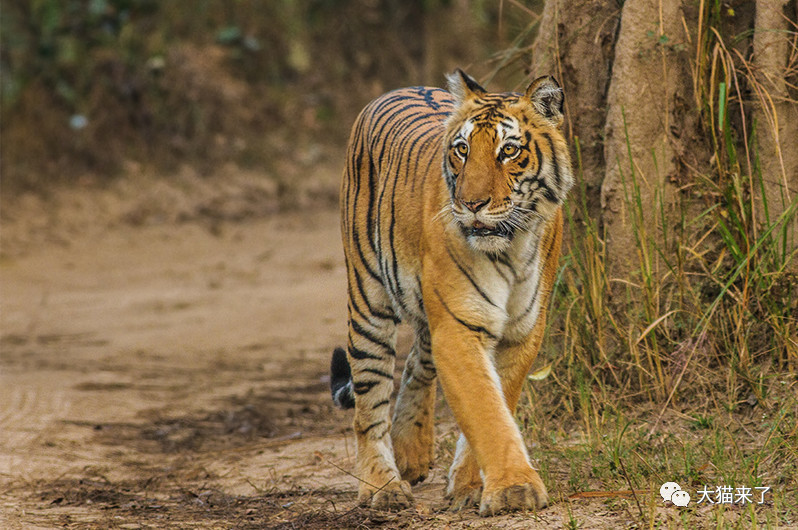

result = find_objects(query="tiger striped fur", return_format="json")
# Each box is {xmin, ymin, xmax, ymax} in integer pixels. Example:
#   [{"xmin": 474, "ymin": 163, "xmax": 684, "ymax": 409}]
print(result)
[{"xmin": 331, "ymin": 70, "xmax": 573, "ymax": 516}]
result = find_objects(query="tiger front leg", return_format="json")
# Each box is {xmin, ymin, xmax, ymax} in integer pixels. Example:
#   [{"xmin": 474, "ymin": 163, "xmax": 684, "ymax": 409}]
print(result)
[
  {"xmin": 446, "ymin": 329, "xmax": 551, "ymax": 515},
  {"xmin": 428, "ymin": 306, "xmax": 546, "ymax": 516},
  {"xmin": 347, "ymin": 319, "xmax": 413, "ymax": 510},
  {"xmin": 391, "ymin": 329, "xmax": 437, "ymax": 485}
]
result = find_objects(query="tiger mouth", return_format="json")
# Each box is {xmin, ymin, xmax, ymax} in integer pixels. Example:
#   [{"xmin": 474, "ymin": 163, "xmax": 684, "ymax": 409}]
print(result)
[{"xmin": 465, "ymin": 220, "xmax": 514, "ymax": 239}]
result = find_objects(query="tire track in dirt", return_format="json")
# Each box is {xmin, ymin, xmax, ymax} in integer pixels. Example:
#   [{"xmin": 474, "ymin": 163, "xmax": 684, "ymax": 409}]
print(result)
[
  {"xmin": 0, "ymin": 209, "xmax": 362, "ymax": 527},
  {"xmin": 0, "ymin": 386, "xmax": 41, "ymax": 451},
  {"xmin": 0, "ymin": 381, "xmax": 72, "ymax": 475}
]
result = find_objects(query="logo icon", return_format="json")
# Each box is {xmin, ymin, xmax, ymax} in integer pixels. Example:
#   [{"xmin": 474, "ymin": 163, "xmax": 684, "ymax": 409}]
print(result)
[
  {"xmin": 660, "ymin": 482, "xmax": 690, "ymax": 506},
  {"xmin": 672, "ymin": 489, "xmax": 691, "ymax": 506}
]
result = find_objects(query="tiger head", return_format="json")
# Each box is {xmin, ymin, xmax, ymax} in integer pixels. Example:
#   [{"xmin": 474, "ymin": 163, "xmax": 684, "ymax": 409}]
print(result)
[{"xmin": 442, "ymin": 70, "xmax": 573, "ymax": 254}]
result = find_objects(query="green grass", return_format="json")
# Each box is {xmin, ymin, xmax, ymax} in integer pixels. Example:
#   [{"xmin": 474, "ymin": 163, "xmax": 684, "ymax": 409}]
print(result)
[{"xmin": 518, "ymin": 389, "xmax": 797, "ymax": 528}]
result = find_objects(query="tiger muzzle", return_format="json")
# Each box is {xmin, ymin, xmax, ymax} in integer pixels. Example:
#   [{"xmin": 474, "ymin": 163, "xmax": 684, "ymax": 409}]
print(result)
[{"xmin": 466, "ymin": 220, "xmax": 514, "ymax": 239}]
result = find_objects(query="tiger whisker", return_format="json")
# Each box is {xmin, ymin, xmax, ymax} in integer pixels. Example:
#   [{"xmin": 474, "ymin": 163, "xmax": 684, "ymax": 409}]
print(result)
[{"xmin": 432, "ymin": 204, "xmax": 452, "ymax": 222}]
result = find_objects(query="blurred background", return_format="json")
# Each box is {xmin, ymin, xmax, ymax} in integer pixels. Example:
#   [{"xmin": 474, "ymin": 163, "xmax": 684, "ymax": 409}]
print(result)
[{"xmin": 1, "ymin": 0, "xmax": 535, "ymax": 194}]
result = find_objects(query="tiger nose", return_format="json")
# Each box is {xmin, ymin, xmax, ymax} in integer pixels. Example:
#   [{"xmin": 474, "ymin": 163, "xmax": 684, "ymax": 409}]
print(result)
[{"xmin": 462, "ymin": 198, "xmax": 489, "ymax": 213}]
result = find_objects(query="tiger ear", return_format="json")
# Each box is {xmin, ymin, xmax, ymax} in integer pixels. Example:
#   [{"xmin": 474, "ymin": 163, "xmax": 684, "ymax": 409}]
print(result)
[
  {"xmin": 446, "ymin": 69, "xmax": 487, "ymax": 103},
  {"xmin": 525, "ymin": 75, "xmax": 564, "ymax": 125}
]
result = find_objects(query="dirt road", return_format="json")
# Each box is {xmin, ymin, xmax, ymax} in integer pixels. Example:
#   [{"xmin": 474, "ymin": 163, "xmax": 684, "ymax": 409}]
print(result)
[
  {"xmin": 0, "ymin": 199, "xmax": 612, "ymax": 528},
  {"xmin": 0, "ymin": 208, "xmax": 360, "ymax": 527}
]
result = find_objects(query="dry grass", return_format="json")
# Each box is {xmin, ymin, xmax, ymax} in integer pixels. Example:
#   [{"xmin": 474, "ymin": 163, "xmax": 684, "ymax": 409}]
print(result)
[{"xmin": 515, "ymin": 3, "xmax": 798, "ymax": 527}]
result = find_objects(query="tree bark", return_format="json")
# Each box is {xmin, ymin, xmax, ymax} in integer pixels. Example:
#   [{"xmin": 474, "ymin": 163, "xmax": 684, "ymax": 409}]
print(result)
[
  {"xmin": 529, "ymin": 0, "xmax": 798, "ymax": 280},
  {"xmin": 753, "ymin": 0, "xmax": 798, "ymax": 264},
  {"xmin": 529, "ymin": 0, "xmax": 620, "ymax": 223},
  {"xmin": 599, "ymin": 0, "xmax": 692, "ymax": 280}
]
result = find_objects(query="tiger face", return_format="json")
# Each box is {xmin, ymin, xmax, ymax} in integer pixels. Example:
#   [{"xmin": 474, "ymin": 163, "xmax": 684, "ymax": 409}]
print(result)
[{"xmin": 443, "ymin": 71, "xmax": 573, "ymax": 253}]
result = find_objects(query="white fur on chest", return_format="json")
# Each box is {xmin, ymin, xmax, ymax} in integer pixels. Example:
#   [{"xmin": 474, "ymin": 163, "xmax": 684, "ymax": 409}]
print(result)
[
  {"xmin": 495, "ymin": 231, "xmax": 545, "ymax": 343},
  {"xmin": 392, "ymin": 219, "xmax": 549, "ymax": 344},
  {"xmin": 502, "ymin": 247, "xmax": 545, "ymax": 343},
  {"xmin": 458, "ymin": 226, "xmax": 547, "ymax": 343}
]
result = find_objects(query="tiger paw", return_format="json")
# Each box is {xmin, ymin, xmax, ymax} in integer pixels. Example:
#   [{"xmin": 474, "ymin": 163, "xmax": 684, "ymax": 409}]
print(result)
[
  {"xmin": 395, "ymin": 451, "xmax": 432, "ymax": 485},
  {"xmin": 393, "ymin": 433, "xmax": 434, "ymax": 485},
  {"xmin": 445, "ymin": 444, "xmax": 482, "ymax": 510},
  {"xmin": 446, "ymin": 483, "xmax": 482, "ymax": 511},
  {"xmin": 359, "ymin": 479, "xmax": 414, "ymax": 511},
  {"xmin": 479, "ymin": 480, "xmax": 548, "ymax": 516}
]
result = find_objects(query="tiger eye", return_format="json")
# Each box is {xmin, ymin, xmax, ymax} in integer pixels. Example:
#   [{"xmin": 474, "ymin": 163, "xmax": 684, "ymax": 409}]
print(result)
[
  {"xmin": 502, "ymin": 144, "xmax": 519, "ymax": 158},
  {"xmin": 455, "ymin": 143, "xmax": 469, "ymax": 157}
]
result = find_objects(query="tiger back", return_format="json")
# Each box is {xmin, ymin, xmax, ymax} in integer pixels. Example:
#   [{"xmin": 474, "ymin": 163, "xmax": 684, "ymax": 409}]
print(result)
[{"xmin": 331, "ymin": 70, "xmax": 573, "ymax": 516}]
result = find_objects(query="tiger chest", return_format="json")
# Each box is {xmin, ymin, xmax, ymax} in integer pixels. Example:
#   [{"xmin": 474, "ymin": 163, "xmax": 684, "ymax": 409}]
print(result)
[
  {"xmin": 382, "ymin": 226, "xmax": 547, "ymax": 345},
  {"xmin": 501, "ymin": 262, "xmax": 546, "ymax": 344},
  {"xmin": 480, "ymin": 247, "xmax": 546, "ymax": 344}
]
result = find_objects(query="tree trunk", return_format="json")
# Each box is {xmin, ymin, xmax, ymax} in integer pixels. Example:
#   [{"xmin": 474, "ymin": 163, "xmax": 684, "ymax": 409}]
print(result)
[
  {"xmin": 529, "ymin": 0, "xmax": 619, "ymax": 223},
  {"xmin": 600, "ymin": 0, "xmax": 692, "ymax": 279},
  {"xmin": 530, "ymin": 0, "xmax": 798, "ymax": 279},
  {"xmin": 753, "ymin": 0, "xmax": 798, "ymax": 264}
]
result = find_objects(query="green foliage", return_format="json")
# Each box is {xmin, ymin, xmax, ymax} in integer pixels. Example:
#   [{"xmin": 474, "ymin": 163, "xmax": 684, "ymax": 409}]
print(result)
[
  {"xmin": 1, "ymin": 0, "xmax": 505, "ymax": 188},
  {"xmin": 2, "ymin": 0, "xmax": 157, "ymax": 107},
  {"xmin": 538, "ymin": 0, "xmax": 796, "ymax": 409},
  {"xmin": 521, "ymin": 393, "xmax": 797, "ymax": 527}
]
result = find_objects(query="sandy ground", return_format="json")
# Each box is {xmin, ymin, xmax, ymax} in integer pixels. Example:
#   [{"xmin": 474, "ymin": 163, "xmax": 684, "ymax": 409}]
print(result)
[{"xmin": 0, "ymin": 196, "xmax": 644, "ymax": 528}]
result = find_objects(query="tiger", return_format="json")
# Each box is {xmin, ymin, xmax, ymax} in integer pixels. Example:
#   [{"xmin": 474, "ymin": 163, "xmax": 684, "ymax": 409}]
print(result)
[{"xmin": 329, "ymin": 69, "xmax": 573, "ymax": 516}]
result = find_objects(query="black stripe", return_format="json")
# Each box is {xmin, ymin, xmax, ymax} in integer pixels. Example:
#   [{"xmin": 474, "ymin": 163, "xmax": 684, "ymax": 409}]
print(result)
[
  {"xmin": 420, "ymin": 359, "xmax": 436, "ymax": 370},
  {"xmin": 542, "ymin": 223, "xmax": 558, "ymax": 264},
  {"xmin": 366, "ymin": 93, "xmax": 423, "ymax": 130},
  {"xmin": 352, "ymin": 266, "xmax": 399, "ymax": 323},
  {"xmin": 417, "ymin": 332, "xmax": 431, "ymax": 352},
  {"xmin": 491, "ymin": 251, "xmax": 514, "ymax": 274},
  {"xmin": 433, "ymin": 288, "xmax": 498, "ymax": 341},
  {"xmin": 413, "ymin": 133, "xmax": 444, "ymax": 193},
  {"xmin": 512, "ymin": 288, "xmax": 540, "ymax": 325},
  {"xmin": 542, "ymin": 132, "xmax": 562, "ymax": 189},
  {"xmin": 522, "ymin": 241, "xmax": 540, "ymax": 272},
  {"xmin": 351, "ymin": 222, "xmax": 383, "ymax": 285},
  {"xmin": 359, "ymin": 420, "xmax": 385, "ymax": 436},
  {"xmin": 444, "ymin": 242, "xmax": 499, "ymax": 308},
  {"xmin": 387, "ymin": 176, "xmax": 404, "ymax": 307},
  {"xmin": 365, "ymin": 156, "xmax": 379, "ymax": 264},
  {"xmin": 513, "ymin": 224, "xmax": 559, "ymax": 324},
  {"xmin": 402, "ymin": 122, "xmax": 443, "ymax": 185},
  {"xmin": 372, "ymin": 399, "xmax": 390, "ymax": 409},
  {"xmin": 369, "ymin": 106, "xmax": 429, "ymax": 297},
  {"xmin": 348, "ymin": 342, "xmax": 382, "ymax": 361},
  {"xmin": 490, "ymin": 257, "xmax": 513, "ymax": 285},
  {"xmin": 411, "ymin": 370, "xmax": 436, "ymax": 385},
  {"xmin": 350, "ymin": 319, "xmax": 395, "ymax": 355},
  {"xmin": 418, "ymin": 86, "xmax": 453, "ymax": 110},
  {"xmin": 361, "ymin": 367, "xmax": 394, "ymax": 379},
  {"xmin": 354, "ymin": 381, "xmax": 380, "ymax": 394},
  {"xmin": 516, "ymin": 139, "xmax": 544, "ymax": 190},
  {"xmin": 371, "ymin": 125, "xmax": 398, "ymax": 303},
  {"xmin": 348, "ymin": 284, "xmax": 377, "ymax": 329},
  {"xmin": 378, "ymin": 130, "xmax": 412, "ymax": 318},
  {"xmin": 344, "ymin": 126, "xmax": 376, "ymax": 286},
  {"xmin": 370, "ymin": 103, "xmax": 440, "ymax": 154}
]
